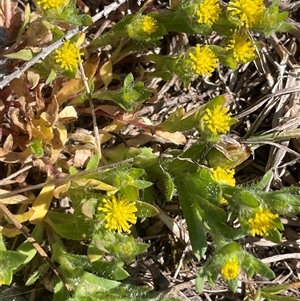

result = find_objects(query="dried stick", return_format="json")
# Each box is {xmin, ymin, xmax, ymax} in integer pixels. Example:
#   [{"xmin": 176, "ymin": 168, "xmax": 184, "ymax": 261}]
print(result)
[
  {"xmin": 0, "ymin": 202, "xmax": 73, "ymax": 293},
  {"xmin": 0, "ymin": 158, "xmax": 134, "ymax": 200},
  {"xmin": 0, "ymin": 0, "xmax": 127, "ymax": 89},
  {"xmin": 78, "ymin": 62, "xmax": 101, "ymax": 155}
]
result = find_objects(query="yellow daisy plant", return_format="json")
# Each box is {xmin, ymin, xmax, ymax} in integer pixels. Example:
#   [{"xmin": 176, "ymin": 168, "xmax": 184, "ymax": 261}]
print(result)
[
  {"xmin": 211, "ymin": 166, "xmax": 235, "ymax": 186},
  {"xmin": 226, "ymin": 30, "xmax": 256, "ymax": 63},
  {"xmin": 202, "ymin": 105, "xmax": 232, "ymax": 135},
  {"xmin": 55, "ymin": 40, "xmax": 83, "ymax": 72},
  {"xmin": 248, "ymin": 207, "xmax": 279, "ymax": 237},
  {"xmin": 142, "ymin": 15, "xmax": 158, "ymax": 35},
  {"xmin": 227, "ymin": 0, "xmax": 265, "ymax": 28},
  {"xmin": 36, "ymin": 0, "xmax": 67, "ymax": 10},
  {"xmin": 221, "ymin": 257, "xmax": 240, "ymax": 281},
  {"xmin": 98, "ymin": 194, "xmax": 138, "ymax": 233},
  {"xmin": 196, "ymin": 0, "xmax": 222, "ymax": 26},
  {"xmin": 188, "ymin": 44, "xmax": 218, "ymax": 77}
]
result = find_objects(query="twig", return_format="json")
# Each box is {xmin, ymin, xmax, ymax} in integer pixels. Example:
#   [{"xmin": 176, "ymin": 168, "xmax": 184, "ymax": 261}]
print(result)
[
  {"xmin": 173, "ymin": 243, "xmax": 190, "ymax": 279},
  {"xmin": 261, "ymin": 253, "xmax": 300, "ymax": 264},
  {"xmin": 78, "ymin": 62, "xmax": 101, "ymax": 155},
  {"xmin": 0, "ymin": 158, "xmax": 134, "ymax": 200},
  {"xmin": 0, "ymin": 165, "xmax": 31, "ymax": 186},
  {"xmin": 0, "ymin": 202, "xmax": 73, "ymax": 293},
  {"xmin": 236, "ymin": 86, "xmax": 300, "ymax": 119},
  {"xmin": 0, "ymin": 0, "xmax": 127, "ymax": 89}
]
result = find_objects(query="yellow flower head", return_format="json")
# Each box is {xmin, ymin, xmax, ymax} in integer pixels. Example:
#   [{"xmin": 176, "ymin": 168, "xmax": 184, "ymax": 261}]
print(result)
[
  {"xmin": 221, "ymin": 257, "xmax": 240, "ymax": 281},
  {"xmin": 142, "ymin": 16, "xmax": 158, "ymax": 35},
  {"xmin": 36, "ymin": 0, "xmax": 66, "ymax": 10},
  {"xmin": 55, "ymin": 40, "xmax": 83, "ymax": 72},
  {"xmin": 196, "ymin": 0, "xmax": 222, "ymax": 26},
  {"xmin": 211, "ymin": 166, "xmax": 235, "ymax": 186},
  {"xmin": 227, "ymin": 0, "xmax": 265, "ymax": 28},
  {"xmin": 226, "ymin": 30, "xmax": 256, "ymax": 63},
  {"xmin": 203, "ymin": 105, "xmax": 232, "ymax": 135},
  {"xmin": 98, "ymin": 194, "xmax": 138, "ymax": 233},
  {"xmin": 188, "ymin": 44, "xmax": 218, "ymax": 77},
  {"xmin": 248, "ymin": 207, "xmax": 278, "ymax": 237}
]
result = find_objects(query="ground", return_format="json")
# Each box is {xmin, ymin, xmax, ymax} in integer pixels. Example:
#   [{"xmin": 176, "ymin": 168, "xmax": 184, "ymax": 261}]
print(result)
[{"xmin": 1, "ymin": 0, "xmax": 300, "ymax": 300}]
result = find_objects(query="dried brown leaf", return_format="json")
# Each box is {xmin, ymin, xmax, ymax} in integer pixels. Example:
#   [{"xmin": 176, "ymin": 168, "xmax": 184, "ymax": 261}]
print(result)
[
  {"xmin": 35, "ymin": 86, "xmax": 46, "ymax": 116},
  {"xmin": 0, "ymin": 189, "xmax": 32, "ymax": 204},
  {"xmin": 3, "ymin": 133, "xmax": 13, "ymax": 150},
  {"xmin": 155, "ymin": 130, "xmax": 186, "ymax": 145},
  {"xmin": 0, "ymin": 0, "xmax": 18, "ymax": 27},
  {"xmin": 99, "ymin": 120, "xmax": 126, "ymax": 144},
  {"xmin": 0, "ymin": 225, "xmax": 21, "ymax": 237},
  {"xmin": 72, "ymin": 148, "xmax": 93, "ymax": 168},
  {"xmin": 53, "ymin": 182, "xmax": 70, "ymax": 199},
  {"xmin": 99, "ymin": 59, "xmax": 113, "ymax": 90},
  {"xmin": 58, "ymin": 106, "xmax": 78, "ymax": 123},
  {"xmin": 0, "ymin": 147, "xmax": 32, "ymax": 163}
]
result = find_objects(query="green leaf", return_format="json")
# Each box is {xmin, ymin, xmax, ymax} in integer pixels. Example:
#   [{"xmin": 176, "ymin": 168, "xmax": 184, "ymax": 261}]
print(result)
[
  {"xmin": 87, "ymin": 15, "xmax": 134, "ymax": 49},
  {"xmin": 54, "ymin": 280, "xmax": 71, "ymax": 301},
  {"xmin": 16, "ymin": 224, "xmax": 45, "ymax": 270},
  {"xmin": 195, "ymin": 271, "xmax": 205, "ymax": 292},
  {"xmin": 0, "ymin": 251, "xmax": 27, "ymax": 285},
  {"xmin": 134, "ymin": 179, "xmax": 153, "ymax": 189},
  {"xmin": 60, "ymin": 252, "xmax": 129, "ymax": 281},
  {"xmin": 124, "ymin": 73, "xmax": 134, "ymax": 89},
  {"xmin": 227, "ymin": 278, "xmax": 239, "ymax": 293},
  {"xmin": 46, "ymin": 212, "xmax": 85, "ymax": 240},
  {"xmin": 162, "ymin": 169, "xmax": 175, "ymax": 202},
  {"xmin": 0, "ymin": 234, "xmax": 5, "ymax": 251},
  {"xmin": 46, "ymin": 68, "xmax": 57, "ymax": 84},
  {"xmin": 260, "ymin": 292, "xmax": 300, "ymax": 301},
  {"xmin": 212, "ymin": 12, "xmax": 238, "ymax": 36},
  {"xmin": 265, "ymin": 228, "xmax": 282, "ymax": 244},
  {"xmin": 217, "ymin": 242, "xmax": 243, "ymax": 256},
  {"xmin": 91, "ymin": 232, "xmax": 149, "ymax": 262},
  {"xmin": 92, "ymin": 78, "xmax": 152, "ymax": 111},
  {"xmin": 136, "ymin": 201, "xmax": 159, "ymax": 219},
  {"xmin": 25, "ymin": 263, "xmax": 49, "ymax": 286},
  {"xmin": 91, "ymin": 259, "xmax": 129, "ymax": 280},
  {"xmin": 242, "ymin": 253, "xmax": 275, "ymax": 279},
  {"xmin": 176, "ymin": 179, "xmax": 207, "ymax": 260},
  {"xmin": 5, "ymin": 49, "xmax": 34, "ymax": 60},
  {"xmin": 72, "ymin": 272, "xmax": 120, "ymax": 298},
  {"xmin": 258, "ymin": 191, "xmax": 300, "ymax": 216},
  {"xmin": 29, "ymin": 137, "xmax": 44, "ymax": 158},
  {"xmin": 86, "ymin": 153, "xmax": 100, "ymax": 171},
  {"xmin": 235, "ymin": 190, "xmax": 260, "ymax": 207},
  {"xmin": 277, "ymin": 21, "xmax": 297, "ymax": 33},
  {"xmin": 80, "ymin": 14, "xmax": 93, "ymax": 26},
  {"xmin": 251, "ymin": 170, "xmax": 273, "ymax": 190}
]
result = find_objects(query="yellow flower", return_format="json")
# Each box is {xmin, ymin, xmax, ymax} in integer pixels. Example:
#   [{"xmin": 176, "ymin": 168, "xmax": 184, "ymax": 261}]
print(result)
[
  {"xmin": 221, "ymin": 257, "xmax": 239, "ymax": 281},
  {"xmin": 227, "ymin": 0, "xmax": 265, "ymax": 28},
  {"xmin": 196, "ymin": 0, "xmax": 222, "ymax": 26},
  {"xmin": 98, "ymin": 194, "xmax": 138, "ymax": 233},
  {"xmin": 203, "ymin": 105, "xmax": 232, "ymax": 135},
  {"xmin": 248, "ymin": 207, "xmax": 278, "ymax": 237},
  {"xmin": 226, "ymin": 30, "xmax": 256, "ymax": 63},
  {"xmin": 142, "ymin": 16, "xmax": 158, "ymax": 35},
  {"xmin": 188, "ymin": 44, "xmax": 218, "ymax": 77},
  {"xmin": 211, "ymin": 166, "xmax": 235, "ymax": 186},
  {"xmin": 36, "ymin": 0, "xmax": 66, "ymax": 10},
  {"xmin": 55, "ymin": 40, "xmax": 83, "ymax": 72}
]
